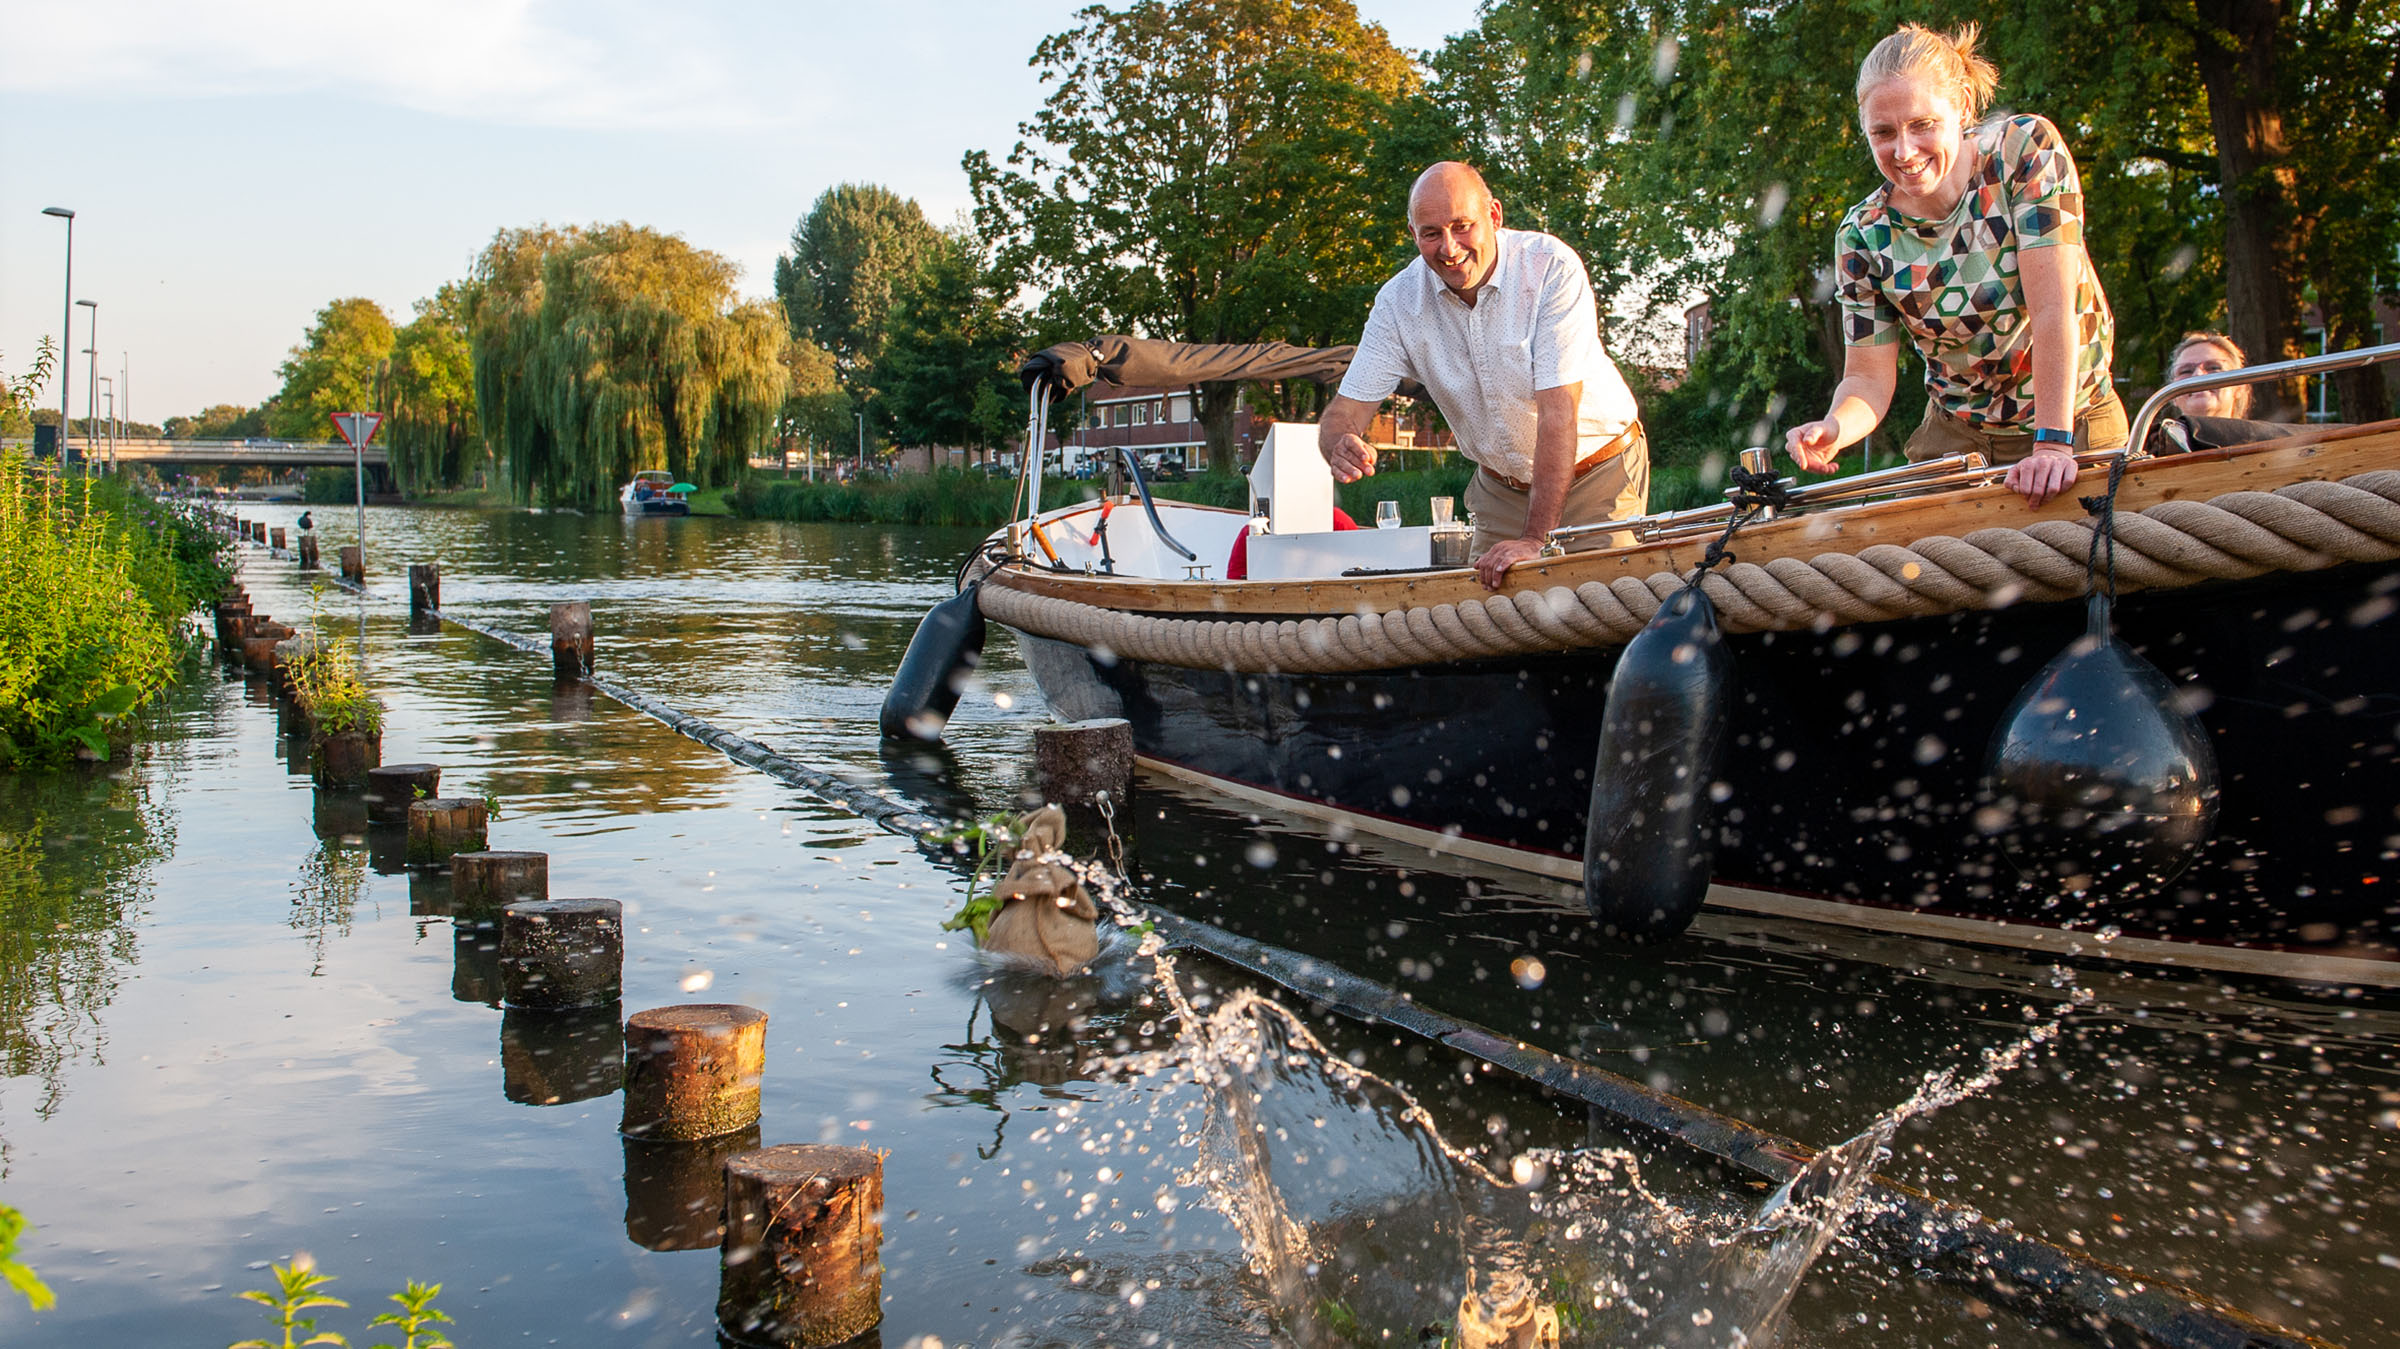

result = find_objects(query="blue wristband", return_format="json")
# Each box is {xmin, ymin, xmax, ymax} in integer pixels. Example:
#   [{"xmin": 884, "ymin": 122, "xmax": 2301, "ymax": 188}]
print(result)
[{"xmin": 2031, "ymin": 427, "xmax": 2074, "ymax": 448}]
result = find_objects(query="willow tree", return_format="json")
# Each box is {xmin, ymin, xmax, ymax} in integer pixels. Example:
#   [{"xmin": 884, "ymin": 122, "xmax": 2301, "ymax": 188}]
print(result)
[
  {"xmin": 967, "ymin": 0, "xmax": 1423, "ymax": 464},
  {"xmin": 469, "ymin": 224, "xmax": 786, "ymax": 508},
  {"xmin": 385, "ymin": 282, "xmax": 482, "ymax": 493}
]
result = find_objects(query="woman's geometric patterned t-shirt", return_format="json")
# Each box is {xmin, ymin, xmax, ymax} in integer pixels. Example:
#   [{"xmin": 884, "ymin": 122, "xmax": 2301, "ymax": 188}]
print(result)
[{"xmin": 1836, "ymin": 113, "xmax": 2115, "ymax": 429}]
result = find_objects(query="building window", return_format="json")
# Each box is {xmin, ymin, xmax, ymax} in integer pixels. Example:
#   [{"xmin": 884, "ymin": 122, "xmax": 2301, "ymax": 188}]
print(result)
[
  {"xmin": 1133, "ymin": 404, "xmax": 1149, "ymax": 426},
  {"xmin": 1113, "ymin": 405, "xmax": 1129, "ymax": 428},
  {"xmin": 1090, "ymin": 410, "xmax": 1104, "ymax": 431},
  {"xmin": 1170, "ymin": 394, "xmax": 1192, "ymax": 423}
]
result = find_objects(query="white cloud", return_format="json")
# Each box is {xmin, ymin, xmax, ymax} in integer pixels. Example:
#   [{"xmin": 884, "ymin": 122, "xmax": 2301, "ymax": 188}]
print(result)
[{"xmin": 0, "ymin": 0, "xmax": 793, "ymax": 129}]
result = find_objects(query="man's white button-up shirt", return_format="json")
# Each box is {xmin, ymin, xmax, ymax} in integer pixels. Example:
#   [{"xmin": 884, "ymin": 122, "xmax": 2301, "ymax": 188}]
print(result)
[{"xmin": 1337, "ymin": 228, "xmax": 1638, "ymax": 483}]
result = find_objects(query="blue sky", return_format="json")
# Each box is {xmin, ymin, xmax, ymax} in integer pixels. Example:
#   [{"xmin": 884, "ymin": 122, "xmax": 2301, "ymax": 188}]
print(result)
[{"xmin": 0, "ymin": 1, "xmax": 1486, "ymax": 425}]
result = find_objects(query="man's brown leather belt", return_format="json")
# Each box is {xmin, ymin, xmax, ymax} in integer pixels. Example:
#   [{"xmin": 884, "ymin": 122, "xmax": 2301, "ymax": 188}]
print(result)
[{"xmin": 1478, "ymin": 420, "xmax": 1643, "ymax": 493}]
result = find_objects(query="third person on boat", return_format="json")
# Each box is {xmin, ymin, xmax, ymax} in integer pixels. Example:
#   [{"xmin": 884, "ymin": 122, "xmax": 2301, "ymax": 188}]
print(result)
[{"xmin": 1785, "ymin": 23, "xmax": 2123, "ymax": 508}]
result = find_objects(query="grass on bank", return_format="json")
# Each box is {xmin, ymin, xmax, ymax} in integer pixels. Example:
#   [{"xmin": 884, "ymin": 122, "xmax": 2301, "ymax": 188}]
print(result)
[{"xmin": 0, "ymin": 453, "xmax": 233, "ymax": 768}]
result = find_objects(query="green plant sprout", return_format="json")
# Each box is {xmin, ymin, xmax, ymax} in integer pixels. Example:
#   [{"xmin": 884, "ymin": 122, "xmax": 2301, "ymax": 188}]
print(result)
[
  {"xmin": 284, "ymin": 587, "xmax": 383, "ymax": 737},
  {"xmin": 367, "ymin": 1280, "xmax": 453, "ymax": 1349},
  {"xmin": 231, "ymin": 1260, "xmax": 349, "ymax": 1348},
  {"xmin": 935, "ymin": 810, "xmax": 1022, "ymax": 944},
  {"xmin": 0, "ymin": 1202, "xmax": 56, "ymax": 1311}
]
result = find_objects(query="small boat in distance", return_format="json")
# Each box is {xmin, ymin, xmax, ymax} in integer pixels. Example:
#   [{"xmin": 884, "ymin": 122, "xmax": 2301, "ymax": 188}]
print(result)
[{"xmin": 621, "ymin": 471, "xmax": 692, "ymax": 517}]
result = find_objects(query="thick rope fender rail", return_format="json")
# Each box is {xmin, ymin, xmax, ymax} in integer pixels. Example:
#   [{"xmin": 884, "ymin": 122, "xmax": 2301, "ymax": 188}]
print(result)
[{"xmin": 979, "ymin": 469, "xmax": 2400, "ymax": 673}]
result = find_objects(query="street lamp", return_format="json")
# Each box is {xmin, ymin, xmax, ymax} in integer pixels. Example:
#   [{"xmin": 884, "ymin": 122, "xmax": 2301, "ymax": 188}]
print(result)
[
  {"xmin": 98, "ymin": 376, "xmax": 116, "ymax": 468},
  {"xmin": 76, "ymin": 299, "xmax": 97, "ymax": 470},
  {"xmin": 855, "ymin": 409, "xmax": 865, "ymax": 479},
  {"xmin": 40, "ymin": 207, "xmax": 73, "ymax": 465}
]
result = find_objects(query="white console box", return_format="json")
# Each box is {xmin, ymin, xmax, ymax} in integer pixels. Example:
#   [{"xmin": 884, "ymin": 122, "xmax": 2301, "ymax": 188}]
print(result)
[
  {"xmin": 1247, "ymin": 421, "xmax": 1334, "ymax": 535},
  {"xmin": 1245, "ymin": 526, "xmax": 1431, "ymax": 580}
]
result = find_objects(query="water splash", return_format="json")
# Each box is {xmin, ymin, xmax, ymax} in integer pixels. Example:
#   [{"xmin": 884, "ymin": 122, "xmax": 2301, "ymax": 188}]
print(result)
[{"xmin": 1030, "ymin": 848, "xmax": 2075, "ymax": 1346}]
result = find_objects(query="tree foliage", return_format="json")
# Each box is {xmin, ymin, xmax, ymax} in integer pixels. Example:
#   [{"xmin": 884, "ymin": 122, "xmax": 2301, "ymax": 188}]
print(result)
[
  {"xmin": 163, "ymin": 404, "xmax": 271, "ymax": 441},
  {"xmin": 385, "ymin": 283, "xmax": 481, "ymax": 493},
  {"xmin": 267, "ymin": 297, "xmax": 395, "ymax": 441},
  {"xmin": 774, "ymin": 184, "xmax": 947, "ymax": 397},
  {"xmin": 875, "ymin": 236, "xmax": 1027, "ymax": 456},
  {"xmin": 968, "ymin": 0, "xmax": 1425, "ymax": 459},
  {"xmin": 468, "ymin": 223, "xmax": 786, "ymax": 509},
  {"xmin": 779, "ymin": 333, "xmax": 855, "ymax": 456},
  {"xmin": 1440, "ymin": 0, "xmax": 2397, "ymax": 451}
]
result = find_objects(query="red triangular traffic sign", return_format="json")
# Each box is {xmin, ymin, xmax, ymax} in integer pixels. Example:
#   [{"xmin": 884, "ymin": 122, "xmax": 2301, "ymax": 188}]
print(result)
[{"xmin": 330, "ymin": 411, "xmax": 384, "ymax": 449}]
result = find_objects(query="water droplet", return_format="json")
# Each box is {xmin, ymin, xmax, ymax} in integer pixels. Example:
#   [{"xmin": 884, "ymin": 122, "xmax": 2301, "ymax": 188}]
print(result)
[
  {"xmin": 681, "ymin": 969, "xmax": 714, "ymax": 992},
  {"xmin": 1511, "ymin": 955, "xmax": 1546, "ymax": 989}
]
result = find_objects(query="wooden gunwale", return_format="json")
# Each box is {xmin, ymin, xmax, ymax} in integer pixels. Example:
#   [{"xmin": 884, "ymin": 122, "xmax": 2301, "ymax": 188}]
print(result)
[{"xmin": 989, "ymin": 419, "xmax": 2400, "ymax": 618}]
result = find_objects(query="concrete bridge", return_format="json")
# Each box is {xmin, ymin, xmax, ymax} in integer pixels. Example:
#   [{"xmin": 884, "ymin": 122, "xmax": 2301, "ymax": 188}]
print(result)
[{"xmin": 84, "ymin": 437, "xmax": 389, "ymax": 470}]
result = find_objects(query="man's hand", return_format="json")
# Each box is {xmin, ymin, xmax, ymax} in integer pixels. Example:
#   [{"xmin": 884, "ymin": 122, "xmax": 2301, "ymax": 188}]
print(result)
[
  {"xmin": 1323, "ymin": 432, "xmax": 1378, "ymax": 483},
  {"xmin": 1784, "ymin": 419, "xmax": 1843, "ymax": 474},
  {"xmin": 2004, "ymin": 445, "xmax": 2080, "ymax": 508},
  {"xmin": 1474, "ymin": 537, "xmax": 1541, "ymax": 590}
]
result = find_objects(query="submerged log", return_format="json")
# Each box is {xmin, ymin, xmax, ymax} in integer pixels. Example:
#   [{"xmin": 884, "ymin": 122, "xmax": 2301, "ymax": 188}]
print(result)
[
  {"xmin": 500, "ymin": 898, "xmax": 623, "ymax": 1009},
  {"xmin": 621, "ymin": 1004, "xmax": 767, "ymax": 1141},
  {"xmin": 311, "ymin": 730, "xmax": 381, "ymax": 787},
  {"xmin": 551, "ymin": 601, "xmax": 593, "ymax": 681},
  {"xmin": 623, "ymin": 1122, "xmax": 763, "ymax": 1252},
  {"xmin": 406, "ymin": 796, "xmax": 488, "ymax": 864},
  {"xmin": 451, "ymin": 850, "xmax": 548, "ymax": 914},
  {"xmin": 365, "ymin": 763, "xmax": 441, "ymax": 824},
  {"xmin": 409, "ymin": 563, "xmax": 440, "ymax": 614},
  {"xmin": 718, "ymin": 1144, "xmax": 884, "ymax": 1348},
  {"xmin": 500, "ymin": 1003, "xmax": 623, "ymax": 1106}
]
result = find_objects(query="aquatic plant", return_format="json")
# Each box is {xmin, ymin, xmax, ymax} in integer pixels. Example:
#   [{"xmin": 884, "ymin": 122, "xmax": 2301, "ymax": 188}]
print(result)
[
  {"xmin": 231, "ymin": 1260, "xmax": 349, "ymax": 1348},
  {"xmin": 936, "ymin": 810, "xmax": 1023, "ymax": 944},
  {"xmin": 0, "ymin": 1202, "xmax": 55, "ymax": 1311},
  {"xmin": 283, "ymin": 591, "xmax": 384, "ymax": 738}
]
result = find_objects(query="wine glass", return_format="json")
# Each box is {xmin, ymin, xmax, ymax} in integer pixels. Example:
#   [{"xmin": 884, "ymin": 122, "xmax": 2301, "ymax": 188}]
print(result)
[{"xmin": 1375, "ymin": 500, "xmax": 1401, "ymax": 530}]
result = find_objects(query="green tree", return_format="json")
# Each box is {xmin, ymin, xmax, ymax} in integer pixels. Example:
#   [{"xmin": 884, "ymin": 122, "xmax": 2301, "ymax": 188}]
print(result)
[
  {"xmin": 268, "ymin": 298, "xmax": 395, "ymax": 440},
  {"xmin": 967, "ymin": 0, "xmax": 1422, "ymax": 464},
  {"xmin": 164, "ymin": 404, "xmax": 272, "ymax": 440},
  {"xmin": 386, "ymin": 283, "xmax": 482, "ymax": 493},
  {"xmin": 779, "ymin": 334, "xmax": 855, "ymax": 463},
  {"xmin": 876, "ymin": 236, "xmax": 1027, "ymax": 460},
  {"xmin": 774, "ymin": 184, "xmax": 947, "ymax": 398},
  {"xmin": 469, "ymin": 223, "xmax": 786, "ymax": 508}
]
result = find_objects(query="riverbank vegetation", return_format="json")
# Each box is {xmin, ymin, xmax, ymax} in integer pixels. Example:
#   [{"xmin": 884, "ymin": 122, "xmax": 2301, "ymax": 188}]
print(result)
[
  {"xmin": 0, "ymin": 453, "xmax": 233, "ymax": 767},
  {"xmin": 187, "ymin": 0, "xmax": 2394, "ymax": 503}
]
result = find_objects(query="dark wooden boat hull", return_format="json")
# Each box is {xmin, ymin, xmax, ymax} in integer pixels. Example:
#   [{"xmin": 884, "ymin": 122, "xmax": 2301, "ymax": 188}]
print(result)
[{"xmin": 1011, "ymin": 557, "xmax": 2400, "ymax": 965}]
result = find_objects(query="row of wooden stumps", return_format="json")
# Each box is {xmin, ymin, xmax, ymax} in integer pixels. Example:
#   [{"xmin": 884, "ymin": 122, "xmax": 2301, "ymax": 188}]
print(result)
[{"xmin": 220, "ymin": 547, "xmax": 870, "ymax": 1348}]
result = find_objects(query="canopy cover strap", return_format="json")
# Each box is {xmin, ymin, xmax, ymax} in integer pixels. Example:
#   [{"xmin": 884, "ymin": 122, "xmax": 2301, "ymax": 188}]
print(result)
[{"xmin": 977, "ymin": 469, "xmax": 2400, "ymax": 674}]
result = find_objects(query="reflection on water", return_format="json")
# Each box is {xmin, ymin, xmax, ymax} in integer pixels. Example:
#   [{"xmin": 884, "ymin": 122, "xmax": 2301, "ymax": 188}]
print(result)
[{"xmin": 0, "ymin": 504, "xmax": 2388, "ymax": 1347}]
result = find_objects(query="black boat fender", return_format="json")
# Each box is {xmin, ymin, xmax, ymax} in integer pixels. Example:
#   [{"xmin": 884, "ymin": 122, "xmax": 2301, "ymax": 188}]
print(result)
[
  {"xmin": 1582, "ymin": 585, "xmax": 1734, "ymax": 941},
  {"xmin": 1984, "ymin": 591, "xmax": 2219, "ymax": 893},
  {"xmin": 880, "ymin": 583, "xmax": 987, "ymax": 742}
]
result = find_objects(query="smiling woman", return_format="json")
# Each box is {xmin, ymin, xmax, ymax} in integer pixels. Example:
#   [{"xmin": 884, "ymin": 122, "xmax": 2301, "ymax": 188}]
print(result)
[{"xmin": 1785, "ymin": 22, "xmax": 2123, "ymax": 510}]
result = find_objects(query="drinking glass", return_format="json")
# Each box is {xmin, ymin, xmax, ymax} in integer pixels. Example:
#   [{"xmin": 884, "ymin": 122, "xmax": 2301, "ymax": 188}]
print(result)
[
  {"xmin": 1429, "ymin": 496, "xmax": 1455, "ymax": 527},
  {"xmin": 1375, "ymin": 500, "xmax": 1401, "ymax": 530}
]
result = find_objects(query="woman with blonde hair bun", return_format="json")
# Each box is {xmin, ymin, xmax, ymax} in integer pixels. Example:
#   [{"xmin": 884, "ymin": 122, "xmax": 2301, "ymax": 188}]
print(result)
[
  {"xmin": 1787, "ymin": 22, "xmax": 2123, "ymax": 508},
  {"xmin": 2165, "ymin": 331, "xmax": 2252, "ymax": 419}
]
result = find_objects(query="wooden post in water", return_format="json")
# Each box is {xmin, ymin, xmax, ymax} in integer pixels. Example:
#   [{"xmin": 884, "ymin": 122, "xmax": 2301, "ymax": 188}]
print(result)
[
  {"xmin": 311, "ymin": 730, "xmax": 382, "ymax": 787},
  {"xmin": 365, "ymin": 763, "xmax": 441, "ymax": 824},
  {"xmin": 451, "ymin": 850, "xmax": 548, "ymax": 914},
  {"xmin": 339, "ymin": 545, "xmax": 364, "ymax": 582},
  {"xmin": 621, "ymin": 1004, "xmax": 767, "ymax": 1141},
  {"xmin": 242, "ymin": 621, "xmax": 293, "ymax": 673},
  {"xmin": 409, "ymin": 563, "xmax": 440, "ymax": 614},
  {"xmin": 500, "ymin": 898, "xmax": 623, "ymax": 1009},
  {"xmin": 406, "ymin": 797, "xmax": 488, "ymax": 864},
  {"xmin": 718, "ymin": 1144, "xmax": 884, "ymax": 1348},
  {"xmin": 270, "ymin": 526, "xmax": 287, "ymax": 551},
  {"xmin": 298, "ymin": 535, "xmax": 320, "ymax": 570},
  {"xmin": 1033, "ymin": 717, "xmax": 1134, "ymax": 806},
  {"xmin": 551, "ymin": 601, "xmax": 593, "ymax": 681},
  {"xmin": 214, "ymin": 601, "xmax": 251, "ymax": 650}
]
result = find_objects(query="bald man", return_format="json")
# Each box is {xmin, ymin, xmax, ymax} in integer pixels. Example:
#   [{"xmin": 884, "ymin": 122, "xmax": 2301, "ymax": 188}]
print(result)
[{"xmin": 1320, "ymin": 162, "xmax": 1647, "ymax": 589}]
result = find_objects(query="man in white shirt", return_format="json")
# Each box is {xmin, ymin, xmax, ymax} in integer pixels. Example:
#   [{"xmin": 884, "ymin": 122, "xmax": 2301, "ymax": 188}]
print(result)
[{"xmin": 1320, "ymin": 162, "xmax": 1647, "ymax": 590}]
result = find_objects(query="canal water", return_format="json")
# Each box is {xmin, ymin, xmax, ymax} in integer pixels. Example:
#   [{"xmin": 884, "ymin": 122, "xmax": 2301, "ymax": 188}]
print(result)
[{"xmin": 0, "ymin": 504, "xmax": 2391, "ymax": 1347}]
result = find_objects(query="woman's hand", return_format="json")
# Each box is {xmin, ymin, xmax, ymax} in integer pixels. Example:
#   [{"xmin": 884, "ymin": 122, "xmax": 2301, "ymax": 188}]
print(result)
[
  {"xmin": 2004, "ymin": 445, "xmax": 2081, "ymax": 508},
  {"xmin": 1784, "ymin": 419, "xmax": 1845, "ymax": 474}
]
